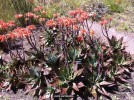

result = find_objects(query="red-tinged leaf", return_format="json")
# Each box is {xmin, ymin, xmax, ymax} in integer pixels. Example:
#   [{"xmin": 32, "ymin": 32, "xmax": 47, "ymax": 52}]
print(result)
[
  {"xmin": 32, "ymin": 89, "xmax": 36, "ymax": 96},
  {"xmin": 118, "ymin": 76, "xmax": 128, "ymax": 83},
  {"xmin": 108, "ymin": 83, "xmax": 116, "ymax": 87},
  {"xmin": 97, "ymin": 88, "xmax": 109, "ymax": 97},
  {"xmin": 128, "ymin": 67, "xmax": 134, "ymax": 72},
  {"xmin": 42, "ymin": 68, "xmax": 52, "ymax": 75},
  {"xmin": 55, "ymin": 89, "xmax": 60, "ymax": 94},
  {"xmin": 102, "ymin": 45, "xmax": 107, "ymax": 51},
  {"xmin": 73, "ymin": 68, "xmax": 84, "ymax": 78},
  {"xmin": 89, "ymin": 65, "xmax": 93, "ymax": 73},
  {"xmin": 115, "ymin": 68, "xmax": 125, "ymax": 75},
  {"xmin": 61, "ymin": 88, "xmax": 68, "ymax": 95},
  {"xmin": 124, "ymin": 68, "xmax": 130, "ymax": 73},
  {"xmin": 104, "ymin": 62, "xmax": 109, "ymax": 67},
  {"xmin": 50, "ymin": 79, "xmax": 59, "ymax": 87},
  {"xmin": 107, "ymin": 58, "xmax": 113, "ymax": 63},
  {"xmin": 2, "ymin": 82, "xmax": 10, "ymax": 88},
  {"xmin": 121, "ymin": 61, "xmax": 133, "ymax": 66},
  {"xmin": 25, "ymin": 85, "xmax": 32, "ymax": 95},
  {"xmin": 6, "ymin": 84, "xmax": 11, "ymax": 91},
  {"xmin": 40, "ymin": 94, "xmax": 45, "ymax": 100},
  {"xmin": 84, "ymin": 54, "xmax": 87, "ymax": 59},
  {"xmin": 99, "ymin": 81, "xmax": 113, "ymax": 86},
  {"xmin": 91, "ymin": 86, "xmax": 97, "ymax": 98},
  {"xmin": 41, "ymin": 94, "xmax": 52, "ymax": 100},
  {"xmin": 71, "ymin": 90, "xmax": 75, "ymax": 96},
  {"xmin": 74, "ymin": 62, "xmax": 78, "ymax": 72},
  {"xmin": 107, "ymin": 48, "xmax": 112, "ymax": 54},
  {"xmin": 102, "ymin": 87, "xmax": 109, "ymax": 96},
  {"xmin": 38, "ymin": 89, "xmax": 43, "ymax": 96},
  {"xmin": 72, "ymin": 83, "xmax": 79, "ymax": 91},
  {"xmin": 77, "ymin": 82, "xmax": 85, "ymax": 88}
]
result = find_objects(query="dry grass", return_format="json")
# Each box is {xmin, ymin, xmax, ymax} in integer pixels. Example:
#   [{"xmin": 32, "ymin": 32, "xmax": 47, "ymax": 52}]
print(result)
[
  {"xmin": 0, "ymin": 0, "xmax": 90, "ymax": 21},
  {"xmin": 0, "ymin": 0, "xmax": 15, "ymax": 21}
]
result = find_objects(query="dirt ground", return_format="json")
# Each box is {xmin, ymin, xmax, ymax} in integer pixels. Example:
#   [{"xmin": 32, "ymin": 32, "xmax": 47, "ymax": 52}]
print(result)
[
  {"xmin": 0, "ymin": 90, "xmax": 35, "ymax": 100},
  {"xmin": 111, "ymin": 0, "xmax": 134, "ymax": 33}
]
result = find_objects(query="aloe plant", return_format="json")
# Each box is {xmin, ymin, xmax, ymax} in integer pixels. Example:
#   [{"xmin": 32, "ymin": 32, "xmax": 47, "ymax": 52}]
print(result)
[{"xmin": 0, "ymin": 8, "xmax": 133, "ymax": 100}]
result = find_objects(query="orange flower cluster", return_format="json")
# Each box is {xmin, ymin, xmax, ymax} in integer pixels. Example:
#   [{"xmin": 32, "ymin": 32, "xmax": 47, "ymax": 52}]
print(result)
[
  {"xmin": 39, "ymin": 18, "xmax": 46, "ymax": 23},
  {"xmin": 53, "ymin": 13, "xmax": 60, "ymax": 18},
  {"xmin": 73, "ymin": 25, "xmax": 79, "ymax": 31},
  {"xmin": 28, "ymin": 0, "xmax": 34, "ymax": 2},
  {"xmin": 100, "ymin": 17, "xmax": 112, "ymax": 26},
  {"xmin": 15, "ymin": 6, "xmax": 47, "ymax": 24},
  {"xmin": 42, "ymin": 11, "xmax": 46, "ymax": 15},
  {"xmin": 89, "ymin": 12, "xmax": 97, "ymax": 18},
  {"xmin": 25, "ymin": 12, "xmax": 35, "ymax": 18},
  {"xmin": 0, "ymin": 20, "xmax": 15, "ymax": 30},
  {"xmin": 7, "ymin": 21, "xmax": 16, "ymax": 27},
  {"xmin": 15, "ymin": 11, "xmax": 47, "ymax": 23},
  {"xmin": 68, "ymin": 9, "xmax": 85, "ymax": 17},
  {"xmin": 0, "ymin": 20, "xmax": 8, "ymax": 29},
  {"xmin": 80, "ymin": 29, "xmax": 87, "ymax": 36},
  {"xmin": 26, "ymin": 25, "xmax": 36, "ymax": 30},
  {"xmin": 77, "ymin": 29, "xmax": 95, "ymax": 42},
  {"xmin": 34, "ymin": 6, "xmax": 47, "ymax": 17},
  {"xmin": 76, "ymin": 29, "xmax": 87, "ymax": 42},
  {"xmin": 46, "ymin": 17, "xmax": 78, "ymax": 28},
  {"xmin": 0, "ymin": 25, "xmax": 36, "ymax": 42},
  {"xmin": 45, "ymin": 9, "xmax": 96, "ymax": 43},
  {"xmin": 15, "ymin": 12, "xmax": 40, "ymax": 19},
  {"xmin": 46, "ymin": 20, "xmax": 57, "ymax": 27},
  {"xmin": 57, "ymin": 17, "xmax": 76, "ymax": 27},
  {"xmin": 90, "ymin": 29, "xmax": 95, "ymax": 36},
  {"xmin": 0, "ymin": 35, "xmax": 6, "ymax": 42},
  {"xmin": 77, "ymin": 35, "xmax": 84, "ymax": 42},
  {"xmin": 68, "ymin": 9, "xmax": 90, "ymax": 22},
  {"xmin": 15, "ymin": 14, "xmax": 23, "ymax": 19},
  {"xmin": 34, "ymin": 5, "xmax": 43, "ymax": 12},
  {"xmin": 100, "ymin": 20, "xmax": 108, "ymax": 26}
]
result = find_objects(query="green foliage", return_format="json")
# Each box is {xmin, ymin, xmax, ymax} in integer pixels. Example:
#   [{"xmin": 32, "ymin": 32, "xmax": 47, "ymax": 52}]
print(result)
[
  {"xmin": 11, "ymin": 0, "xmax": 34, "ymax": 14},
  {"xmin": 103, "ymin": 0, "xmax": 124, "ymax": 12},
  {"xmin": 0, "ymin": 0, "xmax": 14, "ymax": 21},
  {"xmin": 39, "ymin": 0, "xmax": 89, "ymax": 18},
  {"xmin": 10, "ymin": 0, "xmax": 35, "ymax": 26}
]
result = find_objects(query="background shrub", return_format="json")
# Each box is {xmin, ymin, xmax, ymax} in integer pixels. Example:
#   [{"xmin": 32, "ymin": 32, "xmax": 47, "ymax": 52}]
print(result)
[
  {"xmin": 0, "ymin": 0, "xmax": 14, "ymax": 21},
  {"xmin": 103, "ymin": 0, "xmax": 126, "ymax": 12}
]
